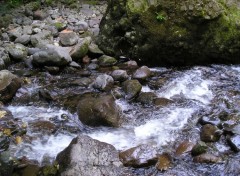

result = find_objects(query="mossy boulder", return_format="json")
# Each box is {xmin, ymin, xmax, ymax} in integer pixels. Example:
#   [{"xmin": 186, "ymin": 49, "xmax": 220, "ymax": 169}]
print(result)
[{"xmin": 98, "ymin": 0, "xmax": 240, "ymax": 66}]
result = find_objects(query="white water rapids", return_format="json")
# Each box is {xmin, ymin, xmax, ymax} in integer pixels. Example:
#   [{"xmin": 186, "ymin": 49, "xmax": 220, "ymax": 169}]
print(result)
[{"xmin": 7, "ymin": 65, "xmax": 240, "ymax": 164}]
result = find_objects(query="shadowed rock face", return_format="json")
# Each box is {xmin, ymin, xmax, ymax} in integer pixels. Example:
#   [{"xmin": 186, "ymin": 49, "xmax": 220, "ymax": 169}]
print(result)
[{"xmin": 98, "ymin": 0, "xmax": 240, "ymax": 66}]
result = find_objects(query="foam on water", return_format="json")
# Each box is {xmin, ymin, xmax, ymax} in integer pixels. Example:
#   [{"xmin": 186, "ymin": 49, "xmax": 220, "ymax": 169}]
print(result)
[
  {"xmin": 157, "ymin": 69, "xmax": 213, "ymax": 104},
  {"xmin": 8, "ymin": 106, "xmax": 76, "ymax": 164},
  {"xmin": 88, "ymin": 107, "xmax": 195, "ymax": 150}
]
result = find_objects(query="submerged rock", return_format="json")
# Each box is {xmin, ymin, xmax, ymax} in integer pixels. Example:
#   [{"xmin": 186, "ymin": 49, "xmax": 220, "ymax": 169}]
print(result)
[
  {"xmin": 77, "ymin": 94, "xmax": 121, "ymax": 127},
  {"xmin": 98, "ymin": 0, "xmax": 240, "ymax": 66},
  {"xmin": 200, "ymin": 124, "xmax": 222, "ymax": 142},
  {"xmin": 156, "ymin": 153, "xmax": 172, "ymax": 171},
  {"xmin": 193, "ymin": 153, "xmax": 222, "ymax": 164},
  {"xmin": 119, "ymin": 145, "xmax": 158, "ymax": 168},
  {"xmin": 56, "ymin": 135, "xmax": 123, "ymax": 176}
]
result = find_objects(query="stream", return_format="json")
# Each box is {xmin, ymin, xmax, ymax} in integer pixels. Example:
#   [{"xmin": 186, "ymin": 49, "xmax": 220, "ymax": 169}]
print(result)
[{"xmin": 4, "ymin": 64, "xmax": 240, "ymax": 175}]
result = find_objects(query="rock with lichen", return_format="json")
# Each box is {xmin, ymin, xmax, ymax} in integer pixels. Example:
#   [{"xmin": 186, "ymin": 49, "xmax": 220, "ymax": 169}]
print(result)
[{"xmin": 98, "ymin": 0, "xmax": 240, "ymax": 66}]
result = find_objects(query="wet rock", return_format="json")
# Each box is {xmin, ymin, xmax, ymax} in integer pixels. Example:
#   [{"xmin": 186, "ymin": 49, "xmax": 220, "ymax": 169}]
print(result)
[
  {"xmin": 136, "ymin": 92, "xmax": 157, "ymax": 105},
  {"xmin": 29, "ymin": 120, "xmax": 56, "ymax": 134},
  {"xmin": 227, "ymin": 135, "xmax": 240, "ymax": 152},
  {"xmin": 31, "ymin": 30, "xmax": 53, "ymax": 47},
  {"xmin": 198, "ymin": 116, "xmax": 221, "ymax": 126},
  {"xmin": 59, "ymin": 30, "xmax": 78, "ymax": 46},
  {"xmin": 149, "ymin": 78, "xmax": 168, "ymax": 89},
  {"xmin": 122, "ymin": 60, "xmax": 138, "ymax": 69},
  {"xmin": 175, "ymin": 141, "xmax": 195, "ymax": 157},
  {"xmin": 93, "ymin": 74, "xmax": 114, "ymax": 91},
  {"xmin": 69, "ymin": 61, "xmax": 81, "ymax": 69},
  {"xmin": 122, "ymin": 79, "xmax": 142, "ymax": 100},
  {"xmin": 132, "ymin": 66, "xmax": 151, "ymax": 81},
  {"xmin": 200, "ymin": 124, "xmax": 222, "ymax": 142},
  {"xmin": 77, "ymin": 94, "xmax": 121, "ymax": 127},
  {"xmin": 191, "ymin": 141, "xmax": 208, "ymax": 156},
  {"xmin": 18, "ymin": 164, "xmax": 40, "ymax": 176},
  {"xmin": 44, "ymin": 66, "xmax": 60, "ymax": 75},
  {"xmin": 33, "ymin": 10, "xmax": 49, "ymax": 20},
  {"xmin": 193, "ymin": 153, "xmax": 222, "ymax": 163},
  {"xmin": 111, "ymin": 69, "xmax": 129, "ymax": 82},
  {"xmin": 14, "ymin": 34, "xmax": 31, "ymax": 45},
  {"xmin": 39, "ymin": 88, "xmax": 55, "ymax": 102},
  {"xmin": 0, "ymin": 151, "xmax": 13, "ymax": 176},
  {"xmin": 0, "ymin": 136, "xmax": 10, "ymax": 152},
  {"xmin": 0, "ymin": 70, "xmax": 22, "ymax": 102},
  {"xmin": 56, "ymin": 135, "xmax": 123, "ymax": 176},
  {"xmin": 156, "ymin": 153, "xmax": 172, "ymax": 171},
  {"xmin": 98, "ymin": 55, "xmax": 117, "ymax": 67},
  {"xmin": 0, "ymin": 48, "xmax": 11, "ymax": 70},
  {"xmin": 119, "ymin": 145, "xmax": 158, "ymax": 168},
  {"xmin": 70, "ymin": 37, "xmax": 91, "ymax": 61},
  {"xmin": 5, "ymin": 43, "xmax": 28, "ymax": 62},
  {"xmin": 32, "ymin": 44, "xmax": 72, "ymax": 67},
  {"xmin": 70, "ymin": 78, "xmax": 92, "ymax": 87},
  {"xmin": 154, "ymin": 97, "xmax": 173, "ymax": 106}
]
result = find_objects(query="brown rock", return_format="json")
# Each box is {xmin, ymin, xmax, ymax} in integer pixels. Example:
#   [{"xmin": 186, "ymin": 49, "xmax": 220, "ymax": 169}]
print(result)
[{"xmin": 156, "ymin": 153, "xmax": 172, "ymax": 171}]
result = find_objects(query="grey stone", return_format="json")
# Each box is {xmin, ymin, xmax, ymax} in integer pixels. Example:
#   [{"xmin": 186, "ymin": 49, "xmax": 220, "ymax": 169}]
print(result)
[
  {"xmin": 14, "ymin": 34, "xmax": 31, "ymax": 45},
  {"xmin": 70, "ymin": 37, "xmax": 91, "ymax": 61},
  {"xmin": 111, "ymin": 69, "xmax": 129, "ymax": 81},
  {"xmin": 93, "ymin": 74, "xmax": 114, "ymax": 91},
  {"xmin": 32, "ymin": 44, "xmax": 72, "ymax": 67},
  {"xmin": 133, "ymin": 66, "xmax": 151, "ymax": 81},
  {"xmin": 56, "ymin": 135, "xmax": 123, "ymax": 176},
  {"xmin": 5, "ymin": 43, "xmax": 28, "ymax": 61},
  {"xmin": 122, "ymin": 79, "xmax": 142, "ymax": 100},
  {"xmin": 59, "ymin": 31, "xmax": 78, "ymax": 46},
  {"xmin": 0, "ymin": 48, "xmax": 11, "ymax": 70}
]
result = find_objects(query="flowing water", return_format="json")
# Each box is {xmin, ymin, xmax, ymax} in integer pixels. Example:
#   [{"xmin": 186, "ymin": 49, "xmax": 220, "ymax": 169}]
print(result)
[{"xmin": 5, "ymin": 65, "xmax": 240, "ymax": 174}]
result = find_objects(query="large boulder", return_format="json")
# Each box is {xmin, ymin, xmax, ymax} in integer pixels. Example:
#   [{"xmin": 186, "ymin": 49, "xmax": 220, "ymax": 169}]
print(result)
[
  {"xmin": 32, "ymin": 45, "xmax": 72, "ymax": 67},
  {"xmin": 77, "ymin": 94, "xmax": 121, "ymax": 127},
  {"xmin": 0, "ymin": 70, "xmax": 22, "ymax": 102},
  {"xmin": 56, "ymin": 135, "xmax": 123, "ymax": 176},
  {"xmin": 98, "ymin": 0, "xmax": 240, "ymax": 66}
]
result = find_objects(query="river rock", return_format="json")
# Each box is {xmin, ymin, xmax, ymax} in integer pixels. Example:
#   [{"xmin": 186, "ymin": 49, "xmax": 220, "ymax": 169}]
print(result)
[
  {"xmin": 0, "ymin": 151, "xmax": 13, "ymax": 176},
  {"xmin": 56, "ymin": 135, "xmax": 123, "ymax": 176},
  {"xmin": 93, "ymin": 74, "xmax": 114, "ymax": 91},
  {"xmin": 77, "ymin": 94, "xmax": 121, "ymax": 127},
  {"xmin": 14, "ymin": 34, "xmax": 31, "ymax": 45},
  {"xmin": 0, "ymin": 48, "xmax": 11, "ymax": 70},
  {"xmin": 156, "ymin": 153, "xmax": 172, "ymax": 171},
  {"xmin": 88, "ymin": 42, "xmax": 104, "ymax": 58},
  {"xmin": 119, "ymin": 145, "xmax": 158, "ymax": 168},
  {"xmin": 153, "ymin": 97, "xmax": 173, "ymax": 107},
  {"xmin": 227, "ymin": 135, "xmax": 240, "ymax": 152},
  {"xmin": 98, "ymin": 0, "xmax": 240, "ymax": 66},
  {"xmin": 32, "ymin": 44, "xmax": 72, "ymax": 67},
  {"xmin": 111, "ymin": 69, "xmax": 129, "ymax": 82},
  {"xmin": 136, "ymin": 92, "xmax": 157, "ymax": 105},
  {"xmin": 33, "ymin": 10, "xmax": 49, "ymax": 20},
  {"xmin": 7, "ymin": 26, "xmax": 22, "ymax": 41},
  {"xmin": 198, "ymin": 116, "xmax": 221, "ymax": 126},
  {"xmin": 74, "ymin": 21, "xmax": 89, "ymax": 32},
  {"xmin": 191, "ymin": 141, "xmax": 208, "ymax": 156},
  {"xmin": 5, "ymin": 43, "xmax": 28, "ymax": 62},
  {"xmin": 70, "ymin": 37, "xmax": 91, "ymax": 61},
  {"xmin": 132, "ymin": 66, "xmax": 151, "ymax": 81},
  {"xmin": 0, "ymin": 70, "xmax": 22, "ymax": 102},
  {"xmin": 200, "ymin": 124, "xmax": 221, "ymax": 142},
  {"xmin": 29, "ymin": 120, "xmax": 56, "ymax": 134},
  {"xmin": 193, "ymin": 153, "xmax": 222, "ymax": 164},
  {"xmin": 98, "ymin": 55, "xmax": 117, "ymax": 67},
  {"xmin": 175, "ymin": 141, "xmax": 195, "ymax": 157},
  {"xmin": 59, "ymin": 30, "xmax": 78, "ymax": 46},
  {"xmin": 31, "ymin": 30, "xmax": 53, "ymax": 47},
  {"xmin": 122, "ymin": 79, "xmax": 142, "ymax": 100}
]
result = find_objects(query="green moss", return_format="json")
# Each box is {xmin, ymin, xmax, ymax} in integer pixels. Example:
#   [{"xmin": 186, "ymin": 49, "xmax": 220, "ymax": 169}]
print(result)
[
  {"xmin": 126, "ymin": 0, "xmax": 149, "ymax": 14},
  {"xmin": 0, "ymin": 15, "xmax": 12, "ymax": 28},
  {"xmin": 84, "ymin": 0, "xmax": 98, "ymax": 5}
]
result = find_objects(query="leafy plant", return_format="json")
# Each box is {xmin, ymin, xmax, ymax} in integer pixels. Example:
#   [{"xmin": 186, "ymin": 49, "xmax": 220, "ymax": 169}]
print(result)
[{"xmin": 155, "ymin": 12, "xmax": 166, "ymax": 22}]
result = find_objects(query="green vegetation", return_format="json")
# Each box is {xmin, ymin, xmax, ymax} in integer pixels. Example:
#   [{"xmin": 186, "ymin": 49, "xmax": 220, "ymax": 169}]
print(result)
[{"xmin": 155, "ymin": 12, "xmax": 166, "ymax": 22}]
